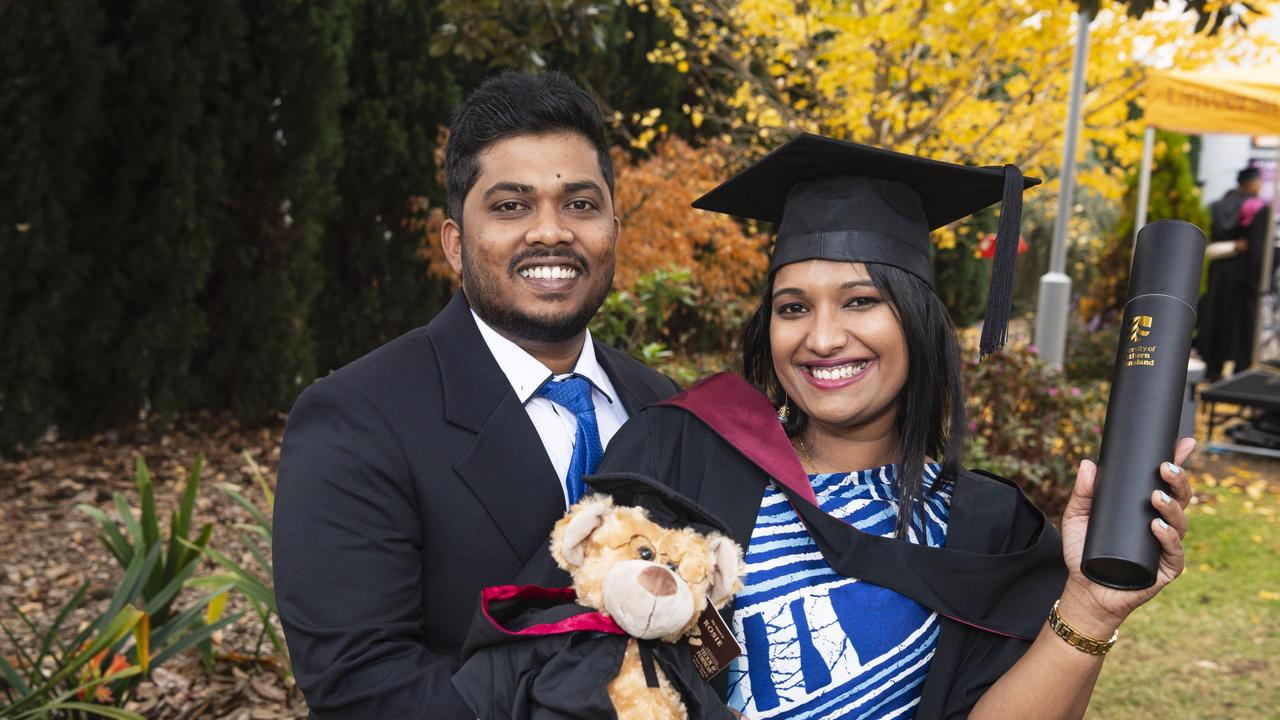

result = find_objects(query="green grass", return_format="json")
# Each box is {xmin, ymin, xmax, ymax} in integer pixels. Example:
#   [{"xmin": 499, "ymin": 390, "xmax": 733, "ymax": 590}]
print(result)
[{"xmin": 1086, "ymin": 471, "xmax": 1279, "ymax": 719}]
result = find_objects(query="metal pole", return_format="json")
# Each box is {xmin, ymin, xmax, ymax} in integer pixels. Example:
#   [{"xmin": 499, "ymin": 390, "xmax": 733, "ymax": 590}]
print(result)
[
  {"xmin": 1134, "ymin": 125, "xmax": 1156, "ymax": 245},
  {"xmin": 1254, "ymin": 149, "xmax": 1280, "ymax": 365},
  {"xmin": 1034, "ymin": 10, "xmax": 1092, "ymax": 367}
]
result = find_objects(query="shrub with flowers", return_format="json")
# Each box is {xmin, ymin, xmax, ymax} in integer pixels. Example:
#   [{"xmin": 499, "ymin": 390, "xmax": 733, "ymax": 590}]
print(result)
[
  {"xmin": 963, "ymin": 344, "xmax": 1108, "ymax": 518},
  {"xmin": 76, "ymin": 644, "xmax": 133, "ymax": 704},
  {"xmin": 1, "ymin": 572, "xmax": 150, "ymax": 719},
  {"xmin": 2, "ymin": 456, "xmax": 241, "ymax": 719}
]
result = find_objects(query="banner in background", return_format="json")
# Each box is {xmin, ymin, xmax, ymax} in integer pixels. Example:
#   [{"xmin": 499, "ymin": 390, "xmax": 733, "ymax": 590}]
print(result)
[{"xmin": 1143, "ymin": 66, "xmax": 1280, "ymax": 137}]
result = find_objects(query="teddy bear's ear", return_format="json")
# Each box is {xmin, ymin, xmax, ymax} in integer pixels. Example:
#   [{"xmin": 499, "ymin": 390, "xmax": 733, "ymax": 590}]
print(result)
[
  {"xmin": 550, "ymin": 496, "xmax": 613, "ymax": 569},
  {"xmin": 706, "ymin": 534, "xmax": 745, "ymax": 608}
]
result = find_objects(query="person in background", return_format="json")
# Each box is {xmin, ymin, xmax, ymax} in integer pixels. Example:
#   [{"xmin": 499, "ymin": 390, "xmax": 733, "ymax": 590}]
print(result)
[
  {"xmin": 272, "ymin": 71, "xmax": 679, "ymax": 719},
  {"xmin": 1198, "ymin": 166, "xmax": 1269, "ymax": 382},
  {"xmin": 599, "ymin": 134, "xmax": 1194, "ymax": 719}
]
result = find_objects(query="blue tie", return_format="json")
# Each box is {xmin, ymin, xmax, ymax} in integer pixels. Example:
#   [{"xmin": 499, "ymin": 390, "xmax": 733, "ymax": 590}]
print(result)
[{"xmin": 536, "ymin": 375, "xmax": 603, "ymax": 505}]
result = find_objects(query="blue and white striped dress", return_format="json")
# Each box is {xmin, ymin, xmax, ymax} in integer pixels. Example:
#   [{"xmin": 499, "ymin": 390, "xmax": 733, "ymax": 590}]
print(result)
[{"xmin": 727, "ymin": 464, "xmax": 951, "ymax": 720}]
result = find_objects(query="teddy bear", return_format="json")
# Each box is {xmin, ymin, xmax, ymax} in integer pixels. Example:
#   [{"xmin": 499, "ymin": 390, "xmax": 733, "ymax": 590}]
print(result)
[
  {"xmin": 549, "ymin": 480, "xmax": 745, "ymax": 719},
  {"xmin": 452, "ymin": 472, "xmax": 745, "ymax": 720}
]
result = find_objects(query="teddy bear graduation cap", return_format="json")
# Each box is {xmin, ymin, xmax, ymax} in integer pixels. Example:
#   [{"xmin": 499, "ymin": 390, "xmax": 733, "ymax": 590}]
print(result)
[
  {"xmin": 584, "ymin": 472, "xmax": 731, "ymax": 534},
  {"xmin": 453, "ymin": 473, "xmax": 744, "ymax": 720},
  {"xmin": 692, "ymin": 132, "xmax": 1040, "ymax": 357}
]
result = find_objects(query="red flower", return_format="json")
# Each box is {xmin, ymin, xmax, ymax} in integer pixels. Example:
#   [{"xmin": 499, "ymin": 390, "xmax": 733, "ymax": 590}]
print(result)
[
  {"xmin": 103, "ymin": 653, "xmax": 130, "ymax": 675},
  {"xmin": 76, "ymin": 647, "xmax": 130, "ymax": 703},
  {"xmin": 977, "ymin": 233, "xmax": 1029, "ymax": 259}
]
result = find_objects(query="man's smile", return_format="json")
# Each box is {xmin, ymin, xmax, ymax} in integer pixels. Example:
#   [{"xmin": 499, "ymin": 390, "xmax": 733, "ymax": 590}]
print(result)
[{"xmin": 518, "ymin": 265, "xmax": 581, "ymax": 280}]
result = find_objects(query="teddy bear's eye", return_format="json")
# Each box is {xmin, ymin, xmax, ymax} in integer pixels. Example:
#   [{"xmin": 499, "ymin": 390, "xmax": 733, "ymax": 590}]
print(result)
[{"xmin": 626, "ymin": 535, "xmax": 659, "ymax": 562}]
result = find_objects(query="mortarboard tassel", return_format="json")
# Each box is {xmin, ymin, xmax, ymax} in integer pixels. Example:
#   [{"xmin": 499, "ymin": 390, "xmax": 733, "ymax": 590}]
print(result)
[{"xmin": 978, "ymin": 164, "xmax": 1024, "ymax": 359}]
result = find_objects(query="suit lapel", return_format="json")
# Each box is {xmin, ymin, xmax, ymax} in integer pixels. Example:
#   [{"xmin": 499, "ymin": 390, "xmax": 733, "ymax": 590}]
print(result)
[
  {"xmin": 593, "ymin": 341, "xmax": 665, "ymax": 415},
  {"xmin": 430, "ymin": 293, "xmax": 565, "ymax": 561}
]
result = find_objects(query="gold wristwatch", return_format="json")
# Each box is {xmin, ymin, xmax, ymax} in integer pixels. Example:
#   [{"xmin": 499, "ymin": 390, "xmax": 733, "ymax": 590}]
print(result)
[{"xmin": 1048, "ymin": 600, "xmax": 1118, "ymax": 656}]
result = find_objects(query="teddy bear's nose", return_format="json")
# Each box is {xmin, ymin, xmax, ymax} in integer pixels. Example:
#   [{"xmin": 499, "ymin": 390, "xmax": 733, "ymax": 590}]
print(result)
[{"xmin": 639, "ymin": 566, "xmax": 678, "ymax": 596}]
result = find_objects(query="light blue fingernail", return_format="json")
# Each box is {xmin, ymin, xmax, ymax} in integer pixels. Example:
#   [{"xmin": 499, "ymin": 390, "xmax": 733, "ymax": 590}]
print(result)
[
  {"xmin": 1160, "ymin": 491, "xmax": 1172, "ymax": 504},
  {"xmin": 1158, "ymin": 519, "xmax": 1169, "ymax": 530},
  {"xmin": 1166, "ymin": 462, "xmax": 1182, "ymax": 474}
]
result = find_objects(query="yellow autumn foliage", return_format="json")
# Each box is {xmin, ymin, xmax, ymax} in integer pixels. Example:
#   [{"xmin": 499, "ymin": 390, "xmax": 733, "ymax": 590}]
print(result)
[{"xmin": 633, "ymin": 0, "xmax": 1279, "ymax": 215}]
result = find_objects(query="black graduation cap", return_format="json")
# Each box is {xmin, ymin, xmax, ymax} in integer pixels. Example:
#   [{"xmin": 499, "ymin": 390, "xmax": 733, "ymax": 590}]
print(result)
[
  {"xmin": 692, "ymin": 133, "xmax": 1040, "ymax": 357},
  {"xmin": 584, "ymin": 472, "xmax": 731, "ymax": 536}
]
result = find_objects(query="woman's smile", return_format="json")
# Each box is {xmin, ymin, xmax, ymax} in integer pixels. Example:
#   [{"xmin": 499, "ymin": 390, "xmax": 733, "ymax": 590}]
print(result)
[
  {"xmin": 770, "ymin": 260, "xmax": 908, "ymax": 436},
  {"xmin": 798, "ymin": 357, "xmax": 874, "ymax": 387}
]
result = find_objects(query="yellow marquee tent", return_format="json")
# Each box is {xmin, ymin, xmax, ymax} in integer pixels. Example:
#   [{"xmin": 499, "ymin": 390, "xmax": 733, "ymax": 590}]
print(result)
[
  {"xmin": 1134, "ymin": 63, "xmax": 1280, "ymax": 375},
  {"xmin": 1142, "ymin": 64, "xmax": 1280, "ymax": 137},
  {"xmin": 1135, "ymin": 62, "xmax": 1280, "ymax": 237}
]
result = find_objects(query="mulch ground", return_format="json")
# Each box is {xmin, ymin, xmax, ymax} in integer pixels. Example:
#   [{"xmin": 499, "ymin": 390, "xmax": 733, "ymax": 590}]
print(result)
[
  {"xmin": 0, "ymin": 414, "xmax": 307, "ymax": 719},
  {"xmin": 2, "ymin": 400, "xmax": 1277, "ymax": 718}
]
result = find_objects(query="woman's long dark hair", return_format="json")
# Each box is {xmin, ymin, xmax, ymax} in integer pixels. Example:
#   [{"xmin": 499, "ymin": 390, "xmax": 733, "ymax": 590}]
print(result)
[{"xmin": 742, "ymin": 262, "xmax": 966, "ymax": 540}]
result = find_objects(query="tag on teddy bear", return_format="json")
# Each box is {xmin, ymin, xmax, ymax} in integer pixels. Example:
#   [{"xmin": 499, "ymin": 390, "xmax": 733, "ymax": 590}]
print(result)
[{"xmin": 688, "ymin": 605, "xmax": 741, "ymax": 680}]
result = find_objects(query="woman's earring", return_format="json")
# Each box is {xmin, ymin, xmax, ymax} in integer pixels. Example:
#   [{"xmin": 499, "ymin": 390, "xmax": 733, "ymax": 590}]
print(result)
[{"xmin": 777, "ymin": 398, "xmax": 791, "ymax": 423}]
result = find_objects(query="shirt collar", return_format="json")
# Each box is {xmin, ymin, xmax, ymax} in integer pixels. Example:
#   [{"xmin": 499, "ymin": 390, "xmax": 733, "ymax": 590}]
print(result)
[{"xmin": 470, "ymin": 310, "xmax": 616, "ymax": 405}]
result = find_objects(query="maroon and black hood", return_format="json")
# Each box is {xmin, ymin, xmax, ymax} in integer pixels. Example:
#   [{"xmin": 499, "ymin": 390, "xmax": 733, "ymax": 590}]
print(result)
[
  {"xmin": 461, "ymin": 584, "xmax": 625, "ymax": 659},
  {"xmin": 453, "ymin": 584, "xmax": 735, "ymax": 720}
]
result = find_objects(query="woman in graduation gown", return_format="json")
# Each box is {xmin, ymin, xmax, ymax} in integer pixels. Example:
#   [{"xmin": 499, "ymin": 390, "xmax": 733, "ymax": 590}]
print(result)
[{"xmin": 596, "ymin": 134, "xmax": 1194, "ymax": 720}]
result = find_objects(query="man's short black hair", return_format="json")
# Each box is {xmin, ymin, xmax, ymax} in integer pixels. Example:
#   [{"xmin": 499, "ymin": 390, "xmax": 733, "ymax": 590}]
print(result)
[
  {"xmin": 1238, "ymin": 166, "xmax": 1261, "ymax": 186},
  {"xmin": 445, "ymin": 71, "xmax": 614, "ymax": 225}
]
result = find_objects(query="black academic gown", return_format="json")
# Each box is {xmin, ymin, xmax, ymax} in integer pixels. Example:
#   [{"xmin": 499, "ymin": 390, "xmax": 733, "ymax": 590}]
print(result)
[
  {"xmin": 596, "ymin": 373, "xmax": 1068, "ymax": 720},
  {"xmin": 273, "ymin": 292, "xmax": 680, "ymax": 719},
  {"xmin": 452, "ymin": 586, "xmax": 735, "ymax": 720},
  {"xmin": 1197, "ymin": 204, "xmax": 1271, "ymax": 377}
]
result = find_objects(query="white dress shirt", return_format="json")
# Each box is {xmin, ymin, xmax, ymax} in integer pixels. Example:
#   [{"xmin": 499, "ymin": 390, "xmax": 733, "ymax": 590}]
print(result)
[{"xmin": 471, "ymin": 310, "xmax": 630, "ymax": 507}]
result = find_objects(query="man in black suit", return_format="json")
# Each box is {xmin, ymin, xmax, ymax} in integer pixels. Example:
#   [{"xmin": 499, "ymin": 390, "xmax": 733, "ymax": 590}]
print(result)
[{"xmin": 273, "ymin": 71, "xmax": 680, "ymax": 719}]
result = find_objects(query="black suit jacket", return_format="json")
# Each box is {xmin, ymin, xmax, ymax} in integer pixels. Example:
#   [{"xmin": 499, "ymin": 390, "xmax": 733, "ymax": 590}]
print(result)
[{"xmin": 273, "ymin": 292, "xmax": 680, "ymax": 719}]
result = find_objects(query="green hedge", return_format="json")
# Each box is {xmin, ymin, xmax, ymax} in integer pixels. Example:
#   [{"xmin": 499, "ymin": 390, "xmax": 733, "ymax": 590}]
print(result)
[{"xmin": 0, "ymin": 0, "xmax": 693, "ymax": 455}]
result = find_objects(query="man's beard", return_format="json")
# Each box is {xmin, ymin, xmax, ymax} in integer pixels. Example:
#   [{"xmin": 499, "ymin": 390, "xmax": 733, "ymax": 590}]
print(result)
[{"xmin": 461, "ymin": 243, "xmax": 614, "ymax": 343}]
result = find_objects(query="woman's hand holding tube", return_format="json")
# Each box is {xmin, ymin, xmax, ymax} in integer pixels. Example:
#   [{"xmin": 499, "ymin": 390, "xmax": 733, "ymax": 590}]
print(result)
[
  {"xmin": 970, "ymin": 437, "xmax": 1196, "ymax": 719},
  {"xmin": 1057, "ymin": 436, "xmax": 1196, "ymax": 637}
]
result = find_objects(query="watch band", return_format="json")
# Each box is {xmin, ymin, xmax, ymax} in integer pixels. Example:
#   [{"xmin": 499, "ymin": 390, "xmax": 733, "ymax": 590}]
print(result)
[{"xmin": 1048, "ymin": 600, "xmax": 1118, "ymax": 656}]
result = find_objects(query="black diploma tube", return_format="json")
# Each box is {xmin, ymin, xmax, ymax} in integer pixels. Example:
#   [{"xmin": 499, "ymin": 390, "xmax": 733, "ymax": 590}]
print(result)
[{"xmin": 1082, "ymin": 220, "xmax": 1205, "ymax": 590}]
